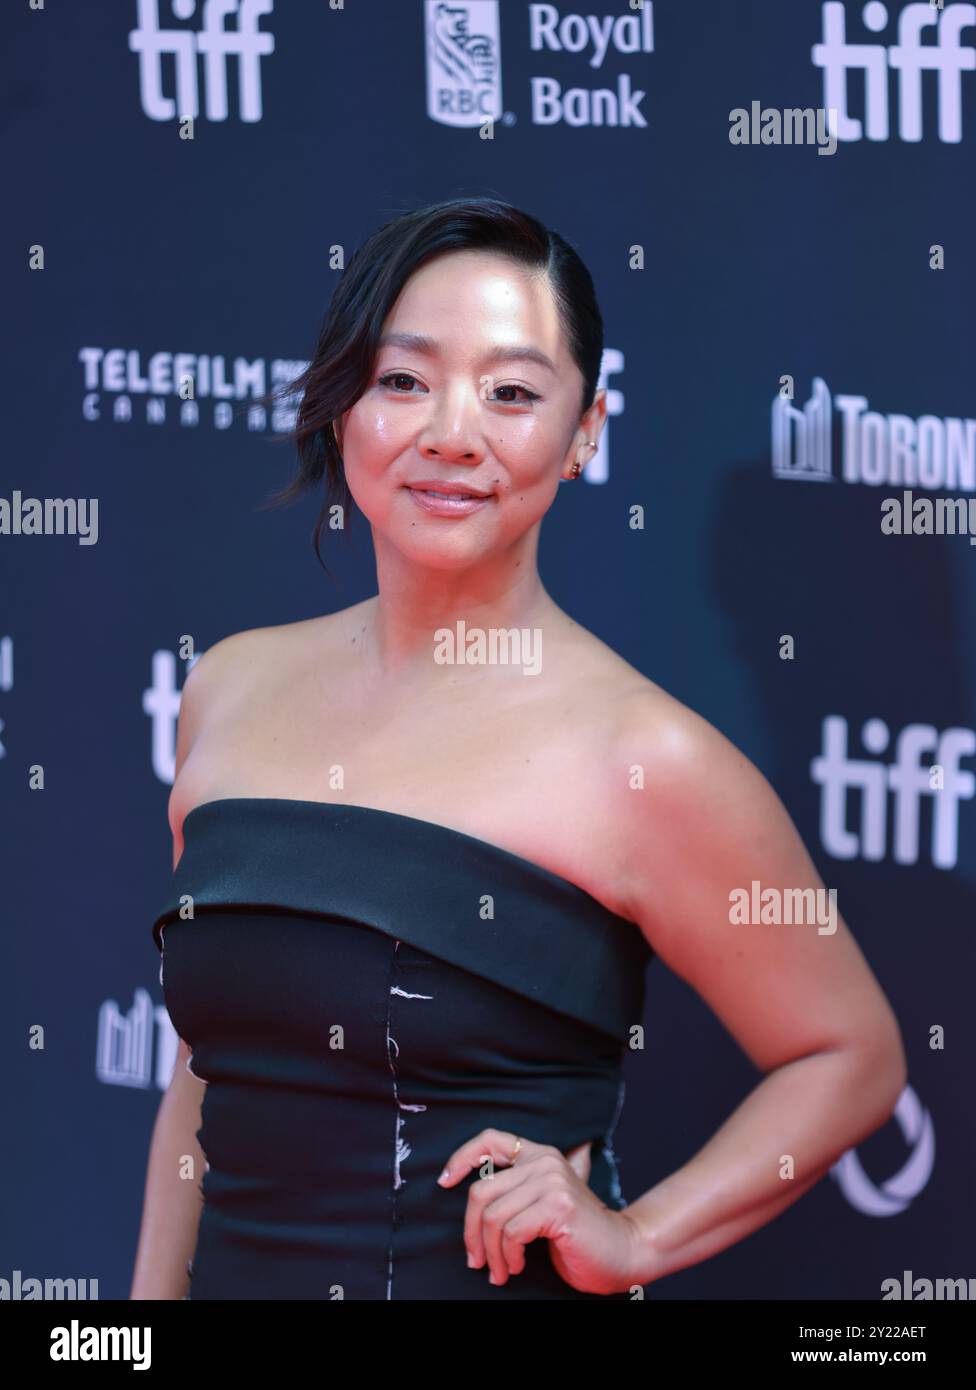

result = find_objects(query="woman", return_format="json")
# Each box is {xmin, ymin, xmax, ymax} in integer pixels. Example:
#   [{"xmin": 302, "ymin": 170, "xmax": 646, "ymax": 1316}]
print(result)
[{"xmin": 130, "ymin": 197, "xmax": 906, "ymax": 1300}]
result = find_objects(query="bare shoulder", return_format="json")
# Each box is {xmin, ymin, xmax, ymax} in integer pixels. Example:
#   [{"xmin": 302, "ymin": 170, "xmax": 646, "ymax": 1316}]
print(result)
[
  {"xmin": 606, "ymin": 678, "xmax": 802, "ymax": 934},
  {"xmin": 167, "ymin": 606, "xmax": 365, "ymax": 846},
  {"xmin": 611, "ymin": 678, "xmax": 767, "ymax": 794},
  {"xmin": 559, "ymin": 627, "xmax": 779, "ymax": 842},
  {"xmin": 607, "ymin": 675, "xmax": 906, "ymax": 1086},
  {"xmin": 550, "ymin": 614, "xmax": 667, "ymax": 711},
  {"xmin": 544, "ymin": 622, "xmax": 785, "ymax": 885},
  {"xmin": 181, "ymin": 601, "xmax": 369, "ymax": 709}
]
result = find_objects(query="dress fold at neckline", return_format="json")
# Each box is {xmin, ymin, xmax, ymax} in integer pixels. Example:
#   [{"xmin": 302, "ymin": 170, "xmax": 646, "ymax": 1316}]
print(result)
[{"xmin": 151, "ymin": 797, "xmax": 653, "ymax": 1045}]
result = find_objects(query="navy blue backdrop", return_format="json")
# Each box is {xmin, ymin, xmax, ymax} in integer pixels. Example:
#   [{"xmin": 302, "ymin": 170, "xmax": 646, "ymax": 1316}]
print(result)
[{"xmin": 3, "ymin": 0, "xmax": 974, "ymax": 1301}]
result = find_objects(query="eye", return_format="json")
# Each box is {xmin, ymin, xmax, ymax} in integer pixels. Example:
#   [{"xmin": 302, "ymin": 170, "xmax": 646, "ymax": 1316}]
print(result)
[
  {"xmin": 377, "ymin": 372, "xmax": 541, "ymax": 405},
  {"xmin": 378, "ymin": 372, "xmax": 425, "ymax": 394},
  {"xmin": 487, "ymin": 383, "xmax": 541, "ymax": 405}
]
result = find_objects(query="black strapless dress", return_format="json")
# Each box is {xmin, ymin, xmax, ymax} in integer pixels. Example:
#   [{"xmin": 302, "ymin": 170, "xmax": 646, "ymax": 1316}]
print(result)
[{"xmin": 151, "ymin": 798, "xmax": 654, "ymax": 1301}]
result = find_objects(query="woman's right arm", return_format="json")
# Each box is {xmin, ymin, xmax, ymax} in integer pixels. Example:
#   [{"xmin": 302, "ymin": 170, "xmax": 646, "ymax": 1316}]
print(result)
[
  {"xmin": 130, "ymin": 641, "xmax": 222, "ymax": 1300},
  {"xmin": 129, "ymin": 1039, "xmax": 208, "ymax": 1299}
]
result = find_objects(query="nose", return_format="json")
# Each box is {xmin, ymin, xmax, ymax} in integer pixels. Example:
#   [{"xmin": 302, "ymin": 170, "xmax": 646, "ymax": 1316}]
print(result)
[
  {"xmin": 419, "ymin": 439, "xmax": 481, "ymax": 462},
  {"xmin": 416, "ymin": 382, "xmax": 486, "ymax": 463}
]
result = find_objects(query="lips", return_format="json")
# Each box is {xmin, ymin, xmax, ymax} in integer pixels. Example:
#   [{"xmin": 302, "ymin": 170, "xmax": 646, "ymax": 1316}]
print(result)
[
  {"xmin": 405, "ymin": 481, "xmax": 494, "ymax": 499},
  {"xmin": 405, "ymin": 486, "xmax": 492, "ymax": 517},
  {"xmin": 412, "ymin": 488, "xmax": 482, "ymax": 500}
]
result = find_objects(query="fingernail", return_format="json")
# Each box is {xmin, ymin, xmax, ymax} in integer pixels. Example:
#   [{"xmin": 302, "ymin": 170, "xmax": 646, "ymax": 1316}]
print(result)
[
  {"xmin": 437, "ymin": 1168, "xmax": 450, "ymax": 1185},
  {"xmin": 466, "ymin": 1253, "xmax": 477, "ymax": 1268}
]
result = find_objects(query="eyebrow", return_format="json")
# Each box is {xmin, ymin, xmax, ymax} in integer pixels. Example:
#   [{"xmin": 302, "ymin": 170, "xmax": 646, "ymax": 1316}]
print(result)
[{"xmin": 377, "ymin": 331, "xmax": 557, "ymax": 375}]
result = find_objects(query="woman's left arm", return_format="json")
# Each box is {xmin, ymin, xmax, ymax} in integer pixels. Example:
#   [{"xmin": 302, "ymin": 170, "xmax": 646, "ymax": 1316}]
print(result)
[{"xmin": 613, "ymin": 691, "xmax": 908, "ymax": 1286}]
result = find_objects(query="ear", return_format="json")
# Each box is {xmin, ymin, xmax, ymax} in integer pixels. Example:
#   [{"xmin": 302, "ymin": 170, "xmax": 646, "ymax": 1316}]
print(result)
[
  {"xmin": 584, "ymin": 388, "xmax": 608, "ymax": 445},
  {"xmin": 566, "ymin": 389, "xmax": 607, "ymax": 463}
]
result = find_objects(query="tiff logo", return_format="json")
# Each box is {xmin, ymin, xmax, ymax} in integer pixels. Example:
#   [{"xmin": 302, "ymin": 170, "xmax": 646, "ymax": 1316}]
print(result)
[
  {"xmin": 811, "ymin": 715, "xmax": 975, "ymax": 868},
  {"xmin": 129, "ymin": 0, "xmax": 276, "ymax": 123},
  {"xmin": 144, "ymin": 647, "xmax": 203, "ymax": 784},
  {"xmin": 813, "ymin": 1, "xmax": 976, "ymax": 142},
  {"xmin": 583, "ymin": 347, "xmax": 624, "ymax": 484}
]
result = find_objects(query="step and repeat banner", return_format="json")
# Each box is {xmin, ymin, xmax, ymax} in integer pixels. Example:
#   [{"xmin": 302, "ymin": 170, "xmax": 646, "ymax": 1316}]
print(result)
[{"xmin": 3, "ymin": 1, "xmax": 973, "ymax": 1302}]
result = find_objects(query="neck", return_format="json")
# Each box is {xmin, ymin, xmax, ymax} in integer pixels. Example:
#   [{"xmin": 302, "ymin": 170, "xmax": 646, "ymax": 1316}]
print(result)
[{"xmin": 359, "ymin": 534, "xmax": 563, "ymax": 683}]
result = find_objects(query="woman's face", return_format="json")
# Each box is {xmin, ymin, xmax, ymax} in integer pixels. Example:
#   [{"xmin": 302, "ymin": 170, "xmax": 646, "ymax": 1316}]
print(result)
[{"xmin": 335, "ymin": 249, "xmax": 605, "ymax": 569}]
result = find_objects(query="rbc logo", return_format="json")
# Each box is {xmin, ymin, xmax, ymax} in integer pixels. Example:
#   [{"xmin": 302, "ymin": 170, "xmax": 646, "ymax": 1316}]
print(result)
[
  {"xmin": 129, "ymin": 0, "xmax": 276, "ymax": 123},
  {"xmin": 425, "ymin": 0, "xmax": 503, "ymax": 127},
  {"xmin": 813, "ymin": 1, "xmax": 976, "ymax": 143},
  {"xmin": 811, "ymin": 715, "xmax": 976, "ymax": 869}
]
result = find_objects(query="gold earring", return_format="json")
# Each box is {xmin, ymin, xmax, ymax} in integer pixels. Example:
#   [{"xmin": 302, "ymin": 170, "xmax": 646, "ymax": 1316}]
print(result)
[{"xmin": 570, "ymin": 440, "xmax": 596, "ymax": 479}]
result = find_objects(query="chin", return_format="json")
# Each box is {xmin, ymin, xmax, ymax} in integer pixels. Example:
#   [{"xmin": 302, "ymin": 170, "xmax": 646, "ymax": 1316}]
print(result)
[{"xmin": 393, "ymin": 534, "xmax": 495, "ymax": 569}]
